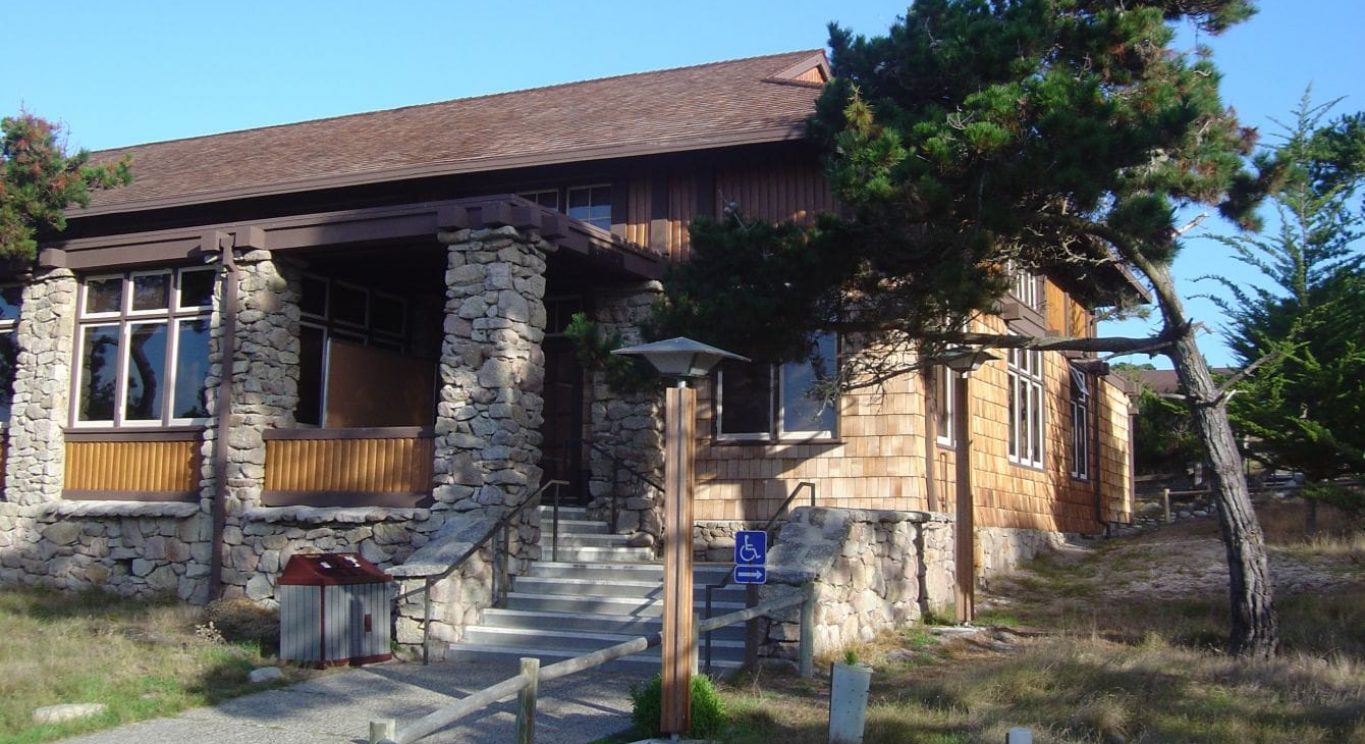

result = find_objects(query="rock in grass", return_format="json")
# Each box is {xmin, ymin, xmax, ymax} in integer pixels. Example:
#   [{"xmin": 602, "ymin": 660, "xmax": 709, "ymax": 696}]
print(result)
[
  {"xmin": 32, "ymin": 703, "xmax": 107, "ymax": 724},
  {"xmin": 249, "ymin": 666, "xmax": 284, "ymax": 684}
]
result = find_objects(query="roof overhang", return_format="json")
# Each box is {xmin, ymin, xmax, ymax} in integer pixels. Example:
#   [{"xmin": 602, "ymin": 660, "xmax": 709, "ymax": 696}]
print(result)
[
  {"xmin": 72, "ymin": 125, "xmax": 808, "ymax": 219},
  {"xmin": 43, "ymin": 195, "xmax": 662, "ymax": 280}
]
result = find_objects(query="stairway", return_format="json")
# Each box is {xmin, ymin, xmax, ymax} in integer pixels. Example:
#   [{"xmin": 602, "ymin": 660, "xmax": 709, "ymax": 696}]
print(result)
[{"xmin": 441, "ymin": 505, "xmax": 751, "ymax": 671}]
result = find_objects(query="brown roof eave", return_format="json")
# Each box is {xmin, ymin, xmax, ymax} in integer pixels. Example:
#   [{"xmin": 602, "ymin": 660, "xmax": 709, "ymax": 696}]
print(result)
[{"xmin": 72, "ymin": 125, "xmax": 808, "ymax": 219}]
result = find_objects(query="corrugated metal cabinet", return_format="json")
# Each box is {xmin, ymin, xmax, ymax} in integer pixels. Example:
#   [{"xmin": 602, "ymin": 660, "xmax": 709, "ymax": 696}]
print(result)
[{"xmin": 279, "ymin": 553, "xmax": 393, "ymax": 667}]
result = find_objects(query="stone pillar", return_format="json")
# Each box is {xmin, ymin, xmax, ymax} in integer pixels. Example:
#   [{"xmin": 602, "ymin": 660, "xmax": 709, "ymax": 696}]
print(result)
[
  {"xmin": 4, "ymin": 268, "xmax": 78, "ymax": 506},
  {"xmin": 207, "ymin": 250, "xmax": 300, "ymax": 600},
  {"xmin": 431, "ymin": 226, "xmax": 550, "ymax": 564},
  {"xmin": 587, "ymin": 282, "xmax": 664, "ymax": 540}
]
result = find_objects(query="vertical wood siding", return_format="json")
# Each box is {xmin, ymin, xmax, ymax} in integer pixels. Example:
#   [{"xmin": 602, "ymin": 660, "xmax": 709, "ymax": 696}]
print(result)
[
  {"xmin": 667, "ymin": 172, "xmax": 697, "ymax": 260},
  {"xmin": 714, "ymin": 160, "xmax": 835, "ymax": 227},
  {"xmin": 626, "ymin": 177, "xmax": 651, "ymax": 247},
  {"xmin": 64, "ymin": 440, "xmax": 199, "ymax": 492},
  {"xmin": 264, "ymin": 436, "xmax": 433, "ymax": 494}
]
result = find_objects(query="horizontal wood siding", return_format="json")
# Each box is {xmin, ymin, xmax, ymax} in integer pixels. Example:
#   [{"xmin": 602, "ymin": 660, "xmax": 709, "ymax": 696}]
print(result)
[
  {"xmin": 264, "ymin": 436, "xmax": 433, "ymax": 494},
  {"xmin": 714, "ymin": 160, "xmax": 834, "ymax": 227},
  {"xmin": 64, "ymin": 439, "xmax": 200, "ymax": 492}
]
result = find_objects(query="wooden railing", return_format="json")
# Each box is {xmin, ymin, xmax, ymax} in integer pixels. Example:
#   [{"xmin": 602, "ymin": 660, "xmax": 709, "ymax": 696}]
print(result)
[
  {"xmin": 262, "ymin": 427, "xmax": 435, "ymax": 508},
  {"xmin": 63, "ymin": 431, "xmax": 202, "ymax": 501},
  {"xmin": 371, "ymin": 583, "xmax": 816, "ymax": 744}
]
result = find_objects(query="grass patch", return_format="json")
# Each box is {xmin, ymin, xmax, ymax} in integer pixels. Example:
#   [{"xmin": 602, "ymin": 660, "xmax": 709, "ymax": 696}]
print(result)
[{"xmin": 0, "ymin": 586, "xmax": 305, "ymax": 744}]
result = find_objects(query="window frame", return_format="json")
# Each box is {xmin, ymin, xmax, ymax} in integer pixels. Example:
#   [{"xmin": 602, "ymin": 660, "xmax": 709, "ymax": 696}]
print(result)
[
  {"xmin": 935, "ymin": 364, "xmax": 955, "ymax": 447},
  {"xmin": 565, "ymin": 183, "xmax": 613, "ymax": 231},
  {"xmin": 715, "ymin": 333, "xmax": 839, "ymax": 443},
  {"xmin": 1007, "ymin": 343, "xmax": 1045, "ymax": 469},
  {"xmin": 71, "ymin": 268, "xmax": 216, "ymax": 429},
  {"xmin": 1010, "ymin": 264, "xmax": 1042, "ymax": 312},
  {"xmin": 1069, "ymin": 367, "xmax": 1091, "ymax": 480}
]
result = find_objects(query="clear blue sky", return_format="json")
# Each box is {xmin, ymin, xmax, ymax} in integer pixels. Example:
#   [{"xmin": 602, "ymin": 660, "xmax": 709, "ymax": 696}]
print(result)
[{"xmin": 5, "ymin": 1, "xmax": 1363, "ymax": 368}]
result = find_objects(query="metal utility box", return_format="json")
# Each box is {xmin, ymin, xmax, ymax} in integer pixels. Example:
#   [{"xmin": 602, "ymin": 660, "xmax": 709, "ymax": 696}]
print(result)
[{"xmin": 279, "ymin": 553, "xmax": 392, "ymax": 667}]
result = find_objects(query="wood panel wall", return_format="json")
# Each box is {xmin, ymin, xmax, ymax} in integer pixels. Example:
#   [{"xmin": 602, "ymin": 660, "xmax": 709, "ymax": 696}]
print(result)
[
  {"xmin": 264, "ymin": 435, "xmax": 433, "ymax": 495},
  {"xmin": 713, "ymin": 160, "xmax": 835, "ymax": 227},
  {"xmin": 64, "ymin": 439, "xmax": 200, "ymax": 496}
]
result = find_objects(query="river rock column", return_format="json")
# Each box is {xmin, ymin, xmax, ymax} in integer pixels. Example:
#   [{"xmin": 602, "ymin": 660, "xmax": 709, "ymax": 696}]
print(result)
[
  {"xmin": 587, "ymin": 281, "xmax": 664, "ymax": 542},
  {"xmin": 432, "ymin": 226, "xmax": 551, "ymax": 565},
  {"xmin": 207, "ymin": 250, "xmax": 300, "ymax": 599},
  {"xmin": 3, "ymin": 268, "xmax": 78, "ymax": 507}
]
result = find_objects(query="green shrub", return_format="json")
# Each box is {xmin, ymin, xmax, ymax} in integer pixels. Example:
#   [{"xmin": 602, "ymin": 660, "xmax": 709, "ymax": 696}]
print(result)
[{"xmin": 629, "ymin": 673, "xmax": 728, "ymax": 739}]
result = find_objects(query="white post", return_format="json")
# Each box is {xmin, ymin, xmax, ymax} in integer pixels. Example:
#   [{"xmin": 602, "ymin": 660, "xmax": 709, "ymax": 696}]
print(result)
[{"xmin": 369, "ymin": 718, "xmax": 396, "ymax": 744}]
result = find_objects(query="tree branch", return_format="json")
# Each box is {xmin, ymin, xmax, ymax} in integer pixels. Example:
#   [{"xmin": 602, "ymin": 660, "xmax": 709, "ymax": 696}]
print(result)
[{"xmin": 1211, "ymin": 348, "xmax": 1284, "ymax": 406}]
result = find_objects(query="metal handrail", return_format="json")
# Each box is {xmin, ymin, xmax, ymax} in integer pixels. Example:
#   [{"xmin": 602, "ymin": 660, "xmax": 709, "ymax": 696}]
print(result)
[
  {"xmin": 587, "ymin": 440, "xmax": 662, "ymax": 534},
  {"xmin": 703, "ymin": 480, "xmax": 816, "ymax": 673},
  {"xmin": 395, "ymin": 478, "xmax": 568, "ymax": 664}
]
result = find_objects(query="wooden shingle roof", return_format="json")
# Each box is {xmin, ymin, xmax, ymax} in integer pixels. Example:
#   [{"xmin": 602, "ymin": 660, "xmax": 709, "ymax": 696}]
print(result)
[{"xmin": 84, "ymin": 50, "xmax": 828, "ymax": 215}]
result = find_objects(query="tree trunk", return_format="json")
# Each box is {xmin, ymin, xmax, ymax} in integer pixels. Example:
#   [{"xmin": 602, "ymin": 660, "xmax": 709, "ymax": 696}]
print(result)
[{"xmin": 1165, "ymin": 330, "xmax": 1279, "ymax": 657}]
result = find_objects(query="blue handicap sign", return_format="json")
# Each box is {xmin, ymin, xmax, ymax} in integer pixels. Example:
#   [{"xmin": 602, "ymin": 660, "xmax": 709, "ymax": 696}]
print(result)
[
  {"xmin": 734, "ymin": 530, "xmax": 767, "ymax": 566},
  {"xmin": 734, "ymin": 565, "xmax": 767, "ymax": 584}
]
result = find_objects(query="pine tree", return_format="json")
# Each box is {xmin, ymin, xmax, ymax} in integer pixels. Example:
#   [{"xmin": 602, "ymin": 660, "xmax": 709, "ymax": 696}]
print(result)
[
  {"xmin": 654, "ymin": 0, "xmax": 1284, "ymax": 656},
  {"xmin": 0, "ymin": 113, "xmax": 130, "ymax": 261}
]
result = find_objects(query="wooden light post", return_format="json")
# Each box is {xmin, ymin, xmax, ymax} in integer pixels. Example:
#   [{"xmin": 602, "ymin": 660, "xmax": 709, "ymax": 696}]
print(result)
[
  {"xmin": 612, "ymin": 338, "xmax": 746, "ymax": 737},
  {"xmin": 938, "ymin": 346, "xmax": 997, "ymax": 625}
]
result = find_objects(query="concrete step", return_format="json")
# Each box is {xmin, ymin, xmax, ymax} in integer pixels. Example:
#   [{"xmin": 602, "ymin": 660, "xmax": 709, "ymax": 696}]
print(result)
[
  {"xmin": 502, "ymin": 591, "xmax": 746, "ymax": 617},
  {"xmin": 440, "ymin": 641, "xmax": 742, "ymax": 673},
  {"xmin": 536, "ymin": 505, "xmax": 590, "ymax": 521},
  {"xmin": 479, "ymin": 608, "xmax": 747, "ymax": 641},
  {"xmin": 539, "ymin": 518, "xmax": 610, "ymax": 535},
  {"xmin": 547, "ymin": 546, "xmax": 655, "ymax": 563},
  {"xmin": 461, "ymin": 625, "xmax": 746, "ymax": 656},
  {"xmin": 547, "ymin": 533, "xmax": 637, "ymax": 548},
  {"xmin": 511, "ymin": 576, "xmax": 749, "ymax": 604},
  {"xmin": 522, "ymin": 561, "xmax": 734, "ymax": 584}
]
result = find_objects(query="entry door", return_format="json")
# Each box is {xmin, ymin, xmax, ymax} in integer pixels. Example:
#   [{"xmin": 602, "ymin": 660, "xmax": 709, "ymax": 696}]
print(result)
[{"xmin": 539, "ymin": 337, "xmax": 586, "ymax": 504}]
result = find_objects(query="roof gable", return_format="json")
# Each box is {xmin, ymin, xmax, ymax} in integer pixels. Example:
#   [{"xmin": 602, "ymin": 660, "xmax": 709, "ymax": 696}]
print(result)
[{"xmin": 83, "ymin": 50, "xmax": 828, "ymax": 216}]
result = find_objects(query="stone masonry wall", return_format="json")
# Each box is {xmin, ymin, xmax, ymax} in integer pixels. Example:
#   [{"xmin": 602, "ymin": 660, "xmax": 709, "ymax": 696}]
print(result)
[
  {"xmin": 587, "ymin": 281, "xmax": 663, "ymax": 542},
  {"xmin": 757, "ymin": 507, "xmax": 955, "ymax": 661}
]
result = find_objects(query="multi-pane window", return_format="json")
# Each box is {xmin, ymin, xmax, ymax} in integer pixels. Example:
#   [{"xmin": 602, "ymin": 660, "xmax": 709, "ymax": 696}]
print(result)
[
  {"xmin": 935, "ymin": 364, "xmax": 955, "ymax": 446},
  {"xmin": 566, "ymin": 185, "xmax": 612, "ymax": 230},
  {"xmin": 1011, "ymin": 265, "xmax": 1042, "ymax": 311},
  {"xmin": 518, "ymin": 190, "xmax": 559, "ymax": 210},
  {"xmin": 0, "ymin": 285, "xmax": 22, "ymax": 423},
  {"xmin": 296, "ymin": 274, "xmax": 408, "ymax": 426},
  {"xmin": 74, "ymin": 268, "xmax": 216, "ymax": 426},
  {"xmin": 717, "ymin": 333, "xmax": 837, "ymax": 441},
  {"xmin": 1070, "ymin": 367, "xmax": 1090, "ymax": 480},
  {"xmin": 1007, "ymin": 345, "xmax": 1044, "ymax": 468}
]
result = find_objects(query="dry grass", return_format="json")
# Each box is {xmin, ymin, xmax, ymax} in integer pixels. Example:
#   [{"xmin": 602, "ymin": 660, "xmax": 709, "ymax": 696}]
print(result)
[
  {"xmin": 707, "ymin": 503, "xmax": 1365, "ymax": 743},
  {"xmin": 0, "ymin": 586, "xmax": 305, "ymax": 744}
]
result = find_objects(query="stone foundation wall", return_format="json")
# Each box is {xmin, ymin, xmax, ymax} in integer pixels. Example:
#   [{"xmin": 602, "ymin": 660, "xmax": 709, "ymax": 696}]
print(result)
[
  {"xmin": 975, "ymin": 525, "xmax": 1072, "ymax": 588},
  {"xmin": 757, "ymin": 507, "xmax": 954, "ymax": 661}
]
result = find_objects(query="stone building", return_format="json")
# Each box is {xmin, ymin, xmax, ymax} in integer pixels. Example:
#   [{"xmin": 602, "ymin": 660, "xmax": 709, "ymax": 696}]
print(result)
[{"xmin": 0, "ymin": 50, "xmax": 1134, "ymax": 654}]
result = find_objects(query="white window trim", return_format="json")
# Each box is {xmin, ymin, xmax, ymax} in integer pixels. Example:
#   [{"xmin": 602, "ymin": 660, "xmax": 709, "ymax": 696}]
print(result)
[
  {"xmin": 1007, "ymin": 344, "xmax": 1045, "ymax": 469},
  {"xmin": 1070, "ymin": 368, "xmax": 1091, "ymax": 480},
  {"xmin": 715, "ymin": 365, "xmax": 774, "ymax": 442},
  {"xmin": 935, "ymin": 365, "xmax": 955, "ymax": 447}
]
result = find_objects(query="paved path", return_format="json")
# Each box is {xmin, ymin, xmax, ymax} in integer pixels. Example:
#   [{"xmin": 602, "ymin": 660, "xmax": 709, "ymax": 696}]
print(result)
[{"xmin": 61, "ymin": 658, "xmax": 651, "ymax": 744}]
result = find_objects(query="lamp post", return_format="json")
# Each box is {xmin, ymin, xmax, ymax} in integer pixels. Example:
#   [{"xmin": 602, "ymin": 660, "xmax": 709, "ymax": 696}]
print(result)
[
  {"xmin": 612, "ymin": 337, "xmax": 747, "ymax": 737},
  {"xmin": 938, "ymin": 346, "xmax": 998, "ymax": 624}
]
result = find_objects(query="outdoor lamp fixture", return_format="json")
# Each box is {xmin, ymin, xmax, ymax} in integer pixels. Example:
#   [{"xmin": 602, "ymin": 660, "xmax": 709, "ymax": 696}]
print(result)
[
  {"xmin": 934, "ymin": 345, "xmax": 998, "ymax": 626},
  {"xmin": 612, "ymin": 337, "xmax": 747, "ymax": 737},
  {"xmin": 939, "ymin": 345, "xmax": 998, "ymax": 376}
]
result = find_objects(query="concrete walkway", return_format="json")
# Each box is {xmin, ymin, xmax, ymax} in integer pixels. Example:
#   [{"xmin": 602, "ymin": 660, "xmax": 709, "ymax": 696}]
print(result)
[{"xmin": 61, "ymin": 658, "xmax": 652, "ymax": 744}]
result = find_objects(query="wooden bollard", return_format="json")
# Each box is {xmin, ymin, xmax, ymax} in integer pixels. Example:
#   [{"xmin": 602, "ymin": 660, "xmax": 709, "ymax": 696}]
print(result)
[
  {"xmin": 369, "ymin": 718, "xmax": 396, "ymax": 744},
  {"xmin": 1162, "ymin": 487, "xmax": 1172, "ymax": 524},
  {"xmin": 516, "ymin": 657, "xmax": 540, "ymax": 744}
]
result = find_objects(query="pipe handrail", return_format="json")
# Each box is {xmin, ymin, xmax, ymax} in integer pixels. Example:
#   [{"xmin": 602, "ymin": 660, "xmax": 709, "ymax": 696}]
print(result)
[{"xmin": 374, "ymin": 583, "xmax": 815, "ymax": 744}]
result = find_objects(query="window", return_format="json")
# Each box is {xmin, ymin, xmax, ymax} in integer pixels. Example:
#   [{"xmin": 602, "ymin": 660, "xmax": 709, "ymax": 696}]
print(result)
[
  {"xmin": 295, "ymin": 273, "xmax": 409, "ymax": 425},
  {"xmin": 518, "ymin": 190, "xmax": 559, "ymax": 210},
  {"xmin": 1007, "ymin": 344, "xmax": 1044, "ymax": 468},
  {"xmin": 717, "ymin": 333, "xmax": 837, "ymax": 441},
  {"xmin": 566, "ymin": 185, "xmax": 612, "ymax": 230},
  {"xmin": 74, "ymin": 268, "xmax": 216, "ymax": 427},
  {"xmin": 1070, "ymin": 367, "xmax": 1090, "ymax": 480},
  {"xmin": 0, "ymin": 285, "xmax": 21, "ymax": 424},
  {"xmin": 935, "ymin": 364, "xmax": 955, "ymax": 447},
  {"xmin": 1011, "ymin": 265, "xmax": 1041, "ymax": 311}
]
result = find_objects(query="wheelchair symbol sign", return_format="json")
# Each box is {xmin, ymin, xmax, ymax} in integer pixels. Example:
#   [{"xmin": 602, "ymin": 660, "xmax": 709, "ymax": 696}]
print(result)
[{"xmin": 734, "ymin": 530, "xmax": 767, "ymax": 567}]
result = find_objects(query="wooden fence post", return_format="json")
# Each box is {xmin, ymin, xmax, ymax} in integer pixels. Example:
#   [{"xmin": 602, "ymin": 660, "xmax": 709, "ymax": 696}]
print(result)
[
  {"xmin": 799, "ymin": 583, "xmax": 815, "ymax": 679},
  {"xmin": 1162, "ymin": 488, "xmax": 1172, "ymax": 524},
  {"xmin": 516, "ymin": 657, "xmax": 540, "ymax": 744},
  {"xmin": 369, "ymin": 718, "xmax": 396, "ymax": 744}
]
